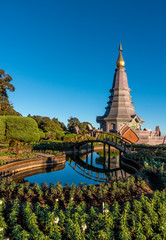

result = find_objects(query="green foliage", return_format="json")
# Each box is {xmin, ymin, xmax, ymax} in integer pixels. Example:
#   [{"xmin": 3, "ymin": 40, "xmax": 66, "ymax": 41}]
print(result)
[
  {"xmin": 30, "ymin": 116, "xmax": 63, "ymax": 132},
  {"xmin": 5, "ymin": 116, "xmax": 40, "ymax": 143},
  {"xmin": 0, "ymin": 151, "xmax": 36, "ymax": 160},
  {"xmin": 0, "ymin": 118, "xmax": 6, "ymax": 142},
  {"xmin": 11, "ymin": 224, "xmax": 30, "ymax": 240},
  {"xmin": 67, "ymin": 116, "xmax": 93, "ymax": 133},
  {"xmin": 0, "ymin": 100, "xmax": 21, "ymax": 116},
  {"xmin": 59, "ymin": 121, "xmax": 67, "ymax": 131},
  {"xmin": 43, "ymin": 150, "xmax": 63, "ymax": 155},
  {"xmin": 0, "ymin": 69, "xmax": 21, "ymax": 116},
  {"xmin": 0, "ymin": 177, "xmax": 166, "ymax": 239},
  {"xmin": 67, "ymin": 117, "xmax": 80, "ymax": 132},
  {"xmin": 0, "ymin": 199, "xmax": 7, "ymax": 239},
  {"xmin": 45, "ymin": 130, "xmax": 65, "ymax": 141},
  {"xmin": 22, "ymin": 201, "xmax": 47, "ymax": 239},
  {"xmin": 63, "ymin": 133, "xmax": 81, "ymax": 141},
  {"xmin": 0, "ymin": 116, "xmax": 40, "ymax": 154},
  {"xmin": 33, "ymin": 141, "xmax": 72, "ymax": 151},
  {"xmin": 79, "ymin": 122, "xmax": 93, "ymax": 132},
  {"xmin": 126, "ymin": 148, "xmax": 166, "ymax": 163},
  {"xmin": 0, "ymin": 160, "xmax": 6, "ymax": 165},
  {"xmin": 55, "ymin": 130, "xmax": 65, "ymax": 140},
  {"xmin": 39, "ymin": 129, "xmax": 45, "ymax": 139},
  {"xmin": 8, "ymin": 198, "xmax": 20, "ymax": 226},
  {"xmin": 126, "ymin": 148, "xmax": 166, "ymax": 188},
  {"xmin": 28, "ymin": 115, "xmax": 66, "ymax": 141},
  {"xmin": 33, "ymin": 183, "xmax": 43, "ymax": 197}
]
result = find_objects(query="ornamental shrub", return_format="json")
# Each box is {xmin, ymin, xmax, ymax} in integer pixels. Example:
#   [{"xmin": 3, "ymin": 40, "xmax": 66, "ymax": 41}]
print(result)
[
  {"xmin": 5, "ymin": 116, "xmax": 40, "ymax": 143},
  {"xmin": 0, "ymin": 116, "xmax": 40, "ymax": 155}
]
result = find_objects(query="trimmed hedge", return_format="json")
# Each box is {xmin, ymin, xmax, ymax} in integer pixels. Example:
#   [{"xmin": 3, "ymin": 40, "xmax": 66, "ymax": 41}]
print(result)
[
  {"xmin": 6, "ymin": 116, "xmax": 40, "ymax": 143},
  {"xmin": 0, "ymin": 116, "xmax": 40, "ymax": 143}
]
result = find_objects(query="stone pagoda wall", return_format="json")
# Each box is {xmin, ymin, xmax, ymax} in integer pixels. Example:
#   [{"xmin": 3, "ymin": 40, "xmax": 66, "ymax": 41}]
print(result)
[{"xmin": 135, "ymin": 130, "xmax": 165, "ymax": 145}]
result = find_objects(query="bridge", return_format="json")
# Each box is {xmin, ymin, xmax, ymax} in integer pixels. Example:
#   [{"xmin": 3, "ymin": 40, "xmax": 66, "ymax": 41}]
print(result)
[{"xmin": 71, "ymin": 132, "xmax": 134, "ymax": 156}]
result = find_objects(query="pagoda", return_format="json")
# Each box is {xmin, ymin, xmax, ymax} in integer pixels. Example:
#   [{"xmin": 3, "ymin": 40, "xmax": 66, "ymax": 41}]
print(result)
[{"xmin": 97, "ymin": 43, "xmax": 145, "ymax": 133}]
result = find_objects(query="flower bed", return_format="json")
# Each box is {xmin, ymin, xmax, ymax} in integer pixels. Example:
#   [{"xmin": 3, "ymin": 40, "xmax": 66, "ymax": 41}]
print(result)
[{"xmin": 0, "ymin": 177, "xmax": 165, "ymax": 239}]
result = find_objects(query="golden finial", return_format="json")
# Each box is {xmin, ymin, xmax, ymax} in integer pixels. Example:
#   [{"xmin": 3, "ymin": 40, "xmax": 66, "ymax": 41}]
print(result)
[
  {"xmin": 119, "ymin": 42, "xmax": 123, "ymax": 51},
  {"xmin": 116, "ymin": 43, "xmax": 125, "ymax": 68}
]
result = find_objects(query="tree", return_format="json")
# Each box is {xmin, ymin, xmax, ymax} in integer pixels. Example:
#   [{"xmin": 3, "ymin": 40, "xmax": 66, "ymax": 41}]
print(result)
[
  {"xmin": 29, "ymin": 115, "xmax": 66, "ymax": 140},
  {"xmin": 38, "ymin": 117, "xmax": 57, "ymax": 132},
  {"xmin": 59, "ymin": 121, "xmax": 67, "ymax": 131},
  {"xmin": 52, "ymin": 118, "xmax": 64, "ymax": 131},
  {"xmin": 67, "ymin": 117, "xmax": 80, "ymax": 132},
  {"xmin": 0, "ymin": 99, "xmax": 21, "ymax": 116},
  {"xmin": 0, "ymin": 69, "xmax": 21, "ymax": 116},
  {"xmin": 0, "ymin": 69, "xmax": 14, "ymax": 110},
  {"xmin": 67, "ymin": 117, "xmax": 94, "ymax": 133},
  {"xmin": 79, "ymin": 122, "xmax": 93, "ymax": 133},
  {"xmin": 30, "ymin": 116, "xmax": 63, "ymax": 133},
  {"xmin": 0, "ymin": 116, "xmax": 40, "ymax": 155}
]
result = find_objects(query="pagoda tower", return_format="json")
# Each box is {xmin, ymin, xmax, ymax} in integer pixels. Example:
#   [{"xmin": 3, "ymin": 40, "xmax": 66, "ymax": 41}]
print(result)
[{"xmin": 97, "ymin": 43, "xmax": 144, "ymax": 133}]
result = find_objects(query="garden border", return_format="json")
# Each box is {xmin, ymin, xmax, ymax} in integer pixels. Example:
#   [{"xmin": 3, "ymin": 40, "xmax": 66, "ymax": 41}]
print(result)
[{"xmin": 0, "ymin": 153, "xmax": 66, "ymax": 178}]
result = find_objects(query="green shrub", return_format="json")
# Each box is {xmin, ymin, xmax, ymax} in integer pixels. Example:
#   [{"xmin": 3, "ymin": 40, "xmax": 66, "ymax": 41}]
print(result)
[
  {"xmin": 45, "ymin": 150, "xmax": 63, "ymax": 155},
  {"xmin": 33, "ymin": 141, "xmax": 72, "ymax": 151},
  {"xmin": 0, "ymin": 116, "xmax": 40, "ymax": 155},
  {"xmin": 55, "ymin": 131, "xmax": 65, "ymax": 140},
  {"xmin": 0, "ymin": 160, "xmax": 6, "ymax": 165},
  {"xmin": 5, "ymin": 116, "xmax": 40, "ymax": 143},
  {"xmin": 39, "ymin": 129, "xmax": 45, "ymax": 139},
  {"xmin": 63, "ymin": 133, "xmax": 81, "ymax": 141},
  {"xmin": 0, "ymin": 117, "xmax": 6, "ymax": 142}
]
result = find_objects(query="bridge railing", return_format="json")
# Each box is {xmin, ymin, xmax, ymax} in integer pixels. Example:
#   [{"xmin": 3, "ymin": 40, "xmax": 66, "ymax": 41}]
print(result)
[
  {"xmin": 67, "ymin": 131, "xmax": 133, "ymax": 143},
  {"xmin": 68, "ymin": 131, "xmax": 133, "ymax": 153}
]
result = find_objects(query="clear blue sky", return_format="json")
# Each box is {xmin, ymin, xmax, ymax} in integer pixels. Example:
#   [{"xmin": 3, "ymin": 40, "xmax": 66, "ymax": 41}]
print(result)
[{"xmin": 1, "ymin": 0, "xmax": 166, "ymax": 135}]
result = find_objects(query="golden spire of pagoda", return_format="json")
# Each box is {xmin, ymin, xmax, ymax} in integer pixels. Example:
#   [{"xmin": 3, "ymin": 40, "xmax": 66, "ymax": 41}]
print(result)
[{"xmin": 116, "ymin": 43, "xmax": 125, "ymax": 68}]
